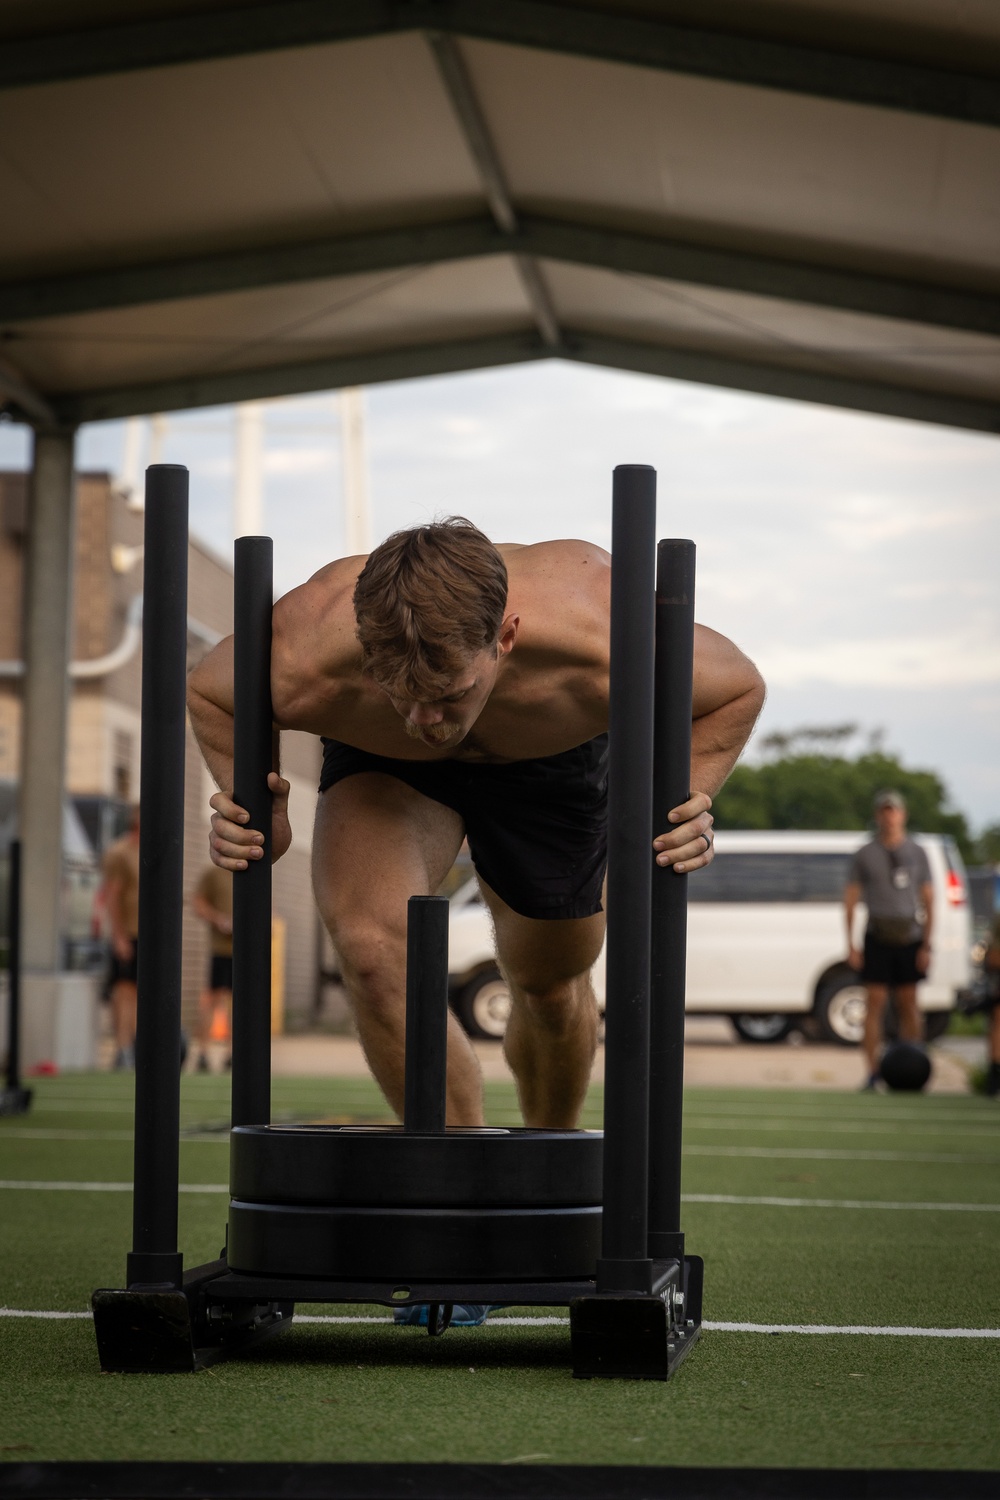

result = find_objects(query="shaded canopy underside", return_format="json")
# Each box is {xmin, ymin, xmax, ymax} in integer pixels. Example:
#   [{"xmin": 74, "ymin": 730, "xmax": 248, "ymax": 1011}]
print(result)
[{"xmin": 1, "ymin": 1, "xmax": 998, "ymax": 432}]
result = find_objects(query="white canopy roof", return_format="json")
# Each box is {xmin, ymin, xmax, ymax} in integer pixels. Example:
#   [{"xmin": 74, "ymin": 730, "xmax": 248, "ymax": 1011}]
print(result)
[{"xmin": 0, "ymin": 1, "xmax": 998, "ymax": 432}]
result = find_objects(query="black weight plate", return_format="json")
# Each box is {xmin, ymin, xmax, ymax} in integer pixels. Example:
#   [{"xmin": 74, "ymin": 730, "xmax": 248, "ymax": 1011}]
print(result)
[
  {"xmin": 230, "ymin": 1125, "xmax": 603, "ymax": 1208},
  {"xmin": 227, "ymin": 1200, "xmax": 602, "ymax": 1280}
]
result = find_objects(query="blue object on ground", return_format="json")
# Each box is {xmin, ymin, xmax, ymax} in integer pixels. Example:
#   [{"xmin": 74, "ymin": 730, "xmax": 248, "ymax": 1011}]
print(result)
[{"xmin": 393, "ymin": 1303, "xmax": 504, "ymax": 1328}]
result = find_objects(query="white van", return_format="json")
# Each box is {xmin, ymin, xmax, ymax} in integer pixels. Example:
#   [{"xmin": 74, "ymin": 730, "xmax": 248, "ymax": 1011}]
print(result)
[{"xmin": 446, "ymin": 830, "xmax": 972, "ymax": 1046}]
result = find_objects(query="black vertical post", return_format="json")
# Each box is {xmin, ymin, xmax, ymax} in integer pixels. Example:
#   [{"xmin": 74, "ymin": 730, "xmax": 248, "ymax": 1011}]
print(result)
[
  {"xmin": 1, "ymin": 840, "xmax": 31, "ymax": 1115},
  {"xmin": 597, "ymin": 465, "xmax": 656, "ymax": 1295},
  {"xmin": 127, "ymin": 465, "xmax": 188, "ymax": 1289},
  {"xmin": 403, "ymin": 896, "xmax": 449, "ymax": 1134},
  {"xmin": 5, "ymin": 839, "xmax": 21, "ymax": 1089},
  {"xmin": 231, "ymin": 537, "xmax": 274, "ymax": 1129},
  {"xmin": 648, "ymin": 541, "xmax": 696, "ymax": 1262}
]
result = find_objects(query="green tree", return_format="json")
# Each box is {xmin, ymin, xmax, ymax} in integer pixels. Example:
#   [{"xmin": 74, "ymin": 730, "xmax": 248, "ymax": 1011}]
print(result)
[
  {"xmin": 973, "ymin": 824, "xmax": 1000, "ymax": 865},
  {"xmin": 714, "ymin": 733, "xmax": 973, "ymax": 858}
]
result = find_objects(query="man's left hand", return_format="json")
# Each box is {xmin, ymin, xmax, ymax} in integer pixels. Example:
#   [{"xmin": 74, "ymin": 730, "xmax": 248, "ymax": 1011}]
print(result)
[{"xmin": 653, "ymin": 792, "xmax": 714, "ymax": 873}]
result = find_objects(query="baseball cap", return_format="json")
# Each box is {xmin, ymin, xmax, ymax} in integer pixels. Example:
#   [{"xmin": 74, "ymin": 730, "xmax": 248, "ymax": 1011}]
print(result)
[{"xmin": 873, "ymin": 789, "xmax": 906, "ymax": 811}]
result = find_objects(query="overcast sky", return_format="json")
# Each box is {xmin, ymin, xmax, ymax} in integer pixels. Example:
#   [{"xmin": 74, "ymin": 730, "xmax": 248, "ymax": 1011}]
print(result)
[{"xmin": 2, "ymin": 362, "xmax": 998, "ymax": 832}]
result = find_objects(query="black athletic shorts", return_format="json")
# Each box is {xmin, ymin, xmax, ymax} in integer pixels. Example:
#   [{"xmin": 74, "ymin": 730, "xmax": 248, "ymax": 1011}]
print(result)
[
  {"xmin": 318, "ymin": 734, "xmax": 609, "ymax": 921},
  {"xmin": 862, "ymin": 933, "xmax": 924, "ymax": 986},
  {"xmin": 109, "ymin": 938, "xmax": 138, "ymax": 986},
  {"xmin": 209, "ymin": 955, "xmax": 233, "ymax": 992}
]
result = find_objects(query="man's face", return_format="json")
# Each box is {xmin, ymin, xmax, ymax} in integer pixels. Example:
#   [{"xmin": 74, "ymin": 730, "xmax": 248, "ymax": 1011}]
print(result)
[
  {"xmin": 875, "ymin": 802, "xmax": 907, "ymax": 840},
  {"xmin": 385, "ymin": 649, "xmax": 501, "ymax": 749}
]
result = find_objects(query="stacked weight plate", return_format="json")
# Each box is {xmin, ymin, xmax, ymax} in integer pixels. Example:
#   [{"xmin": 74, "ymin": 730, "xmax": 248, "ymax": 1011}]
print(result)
[{"xmin": 227, "ymin": 1123, "xmax": 604, "ymax": 1280}]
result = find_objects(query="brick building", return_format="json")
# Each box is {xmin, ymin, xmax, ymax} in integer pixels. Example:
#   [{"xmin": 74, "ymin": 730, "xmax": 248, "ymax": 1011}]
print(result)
[{"xmin": 0, "ymin": 469, "xmax": 322, "ymax": 1038}]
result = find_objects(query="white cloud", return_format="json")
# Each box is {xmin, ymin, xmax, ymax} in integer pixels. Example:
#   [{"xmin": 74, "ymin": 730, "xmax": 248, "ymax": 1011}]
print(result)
[{"xmin": 759, "ymin": 632, "xmax": 1000, "ymax": 689}]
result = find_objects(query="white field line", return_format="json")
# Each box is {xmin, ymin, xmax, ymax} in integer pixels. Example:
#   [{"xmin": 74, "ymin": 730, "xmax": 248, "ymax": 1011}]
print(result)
[
  {"xmin": 0, "ymin": 1180, "xmax": 228, "ymax": 1193},
  {"xmin": 684, "ymin": 1144, "xmax": 1000, "ymax": 1164},
  {"xmin": 10, "ymin": 1137, "xmax": 1000, "ymax": 1166},
  {"xmin": 3, "ymin": 1180, "xmax": 999, "ymax": 1213},
  {"xmin": 684, "ymin": 1193, "xmax": 1000, "ymax": 1212},
  {"xmin": 685, "ymin": 1107, "xmax": 995, "ymax": 1125},
  {"xmin": 685, "ymin": 1118, "xmax": 999, "ymax": 1138},
  {"xmin": 3, "ymin": 1307, "xmax": 999, "ymax": 1339},
  {"xmin": 4, "ymin": 1130, "xmax": 998, "ymax": 1165}
]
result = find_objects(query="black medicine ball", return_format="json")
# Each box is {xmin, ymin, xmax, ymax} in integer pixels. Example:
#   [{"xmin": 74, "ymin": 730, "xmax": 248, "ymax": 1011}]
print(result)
[{"xmin": 880, "ymin": 1041, "xmax": 932, "ymax": 1092}]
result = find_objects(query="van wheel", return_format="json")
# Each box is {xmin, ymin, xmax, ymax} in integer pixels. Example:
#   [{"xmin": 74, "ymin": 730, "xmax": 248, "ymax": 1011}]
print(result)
[
  {"xmin": 731, "ymin": 1014, "xmax": 795, "ymax": 1044},
  {"xmin": 814, "ymin": 973, "xmax": 867, "ymax": 1046},
  {"xmin": 454, "ymin": 969, "xmax": 511, "ymax": 1040}
]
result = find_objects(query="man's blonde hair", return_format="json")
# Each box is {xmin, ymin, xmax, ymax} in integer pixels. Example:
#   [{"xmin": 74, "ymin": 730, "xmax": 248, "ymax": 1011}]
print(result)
[{"xmin": 353, "ymin": 517, "xmax": 508, "ymax": 699}]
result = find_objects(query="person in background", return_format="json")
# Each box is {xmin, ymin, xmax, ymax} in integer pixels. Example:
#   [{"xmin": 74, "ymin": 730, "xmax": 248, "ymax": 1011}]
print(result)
[
  {"xmin": 191, "ymin": 864, "xmax": 234, "ymax": 1073},
  {"xmin": 102, "ymin": 806, "xmax": 141, "ymax": 1070},
  {"xmin": 844, "ymin": 790, "xmax": 933, "ymax": 1092}
]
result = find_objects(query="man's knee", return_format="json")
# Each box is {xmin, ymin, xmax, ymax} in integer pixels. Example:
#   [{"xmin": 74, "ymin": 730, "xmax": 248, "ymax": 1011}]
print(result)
[
  {"xmin": 332, "ymin": 915, "xmax": 406, "ymax": 1019},
  {"xmin": 508, "ymin": 971, "xmax": 597, "ymax": 1035}
]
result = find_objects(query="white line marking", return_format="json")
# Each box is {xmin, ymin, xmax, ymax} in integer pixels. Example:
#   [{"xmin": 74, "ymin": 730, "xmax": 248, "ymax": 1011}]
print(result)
[
  {"xmin": 684, "ymin": 1145, "xmax": 1000, "ymax": 1164},
  {"xmin": 686, "ymin": 1118, "xmax": 998, "ymax": 1138},
  {"xmin": 3, "ymin": 1131, "xmax": 996, "ymax": 1163},
  {"xmin": 704, "ymin": 1322, "xmax": 1000, "ymax": 1338},
  {"xmin": 5, "ymin": 1308, "xmax": 1000, "ymax": 1339},
  {"xmin": 0, "ymin": 1180, "xmax": 228, "ymax": 1193},
  {"xmin": 0, "ymin": 1130, "xmax": 138, "ymax": 1141},
  {"xmin": 685, "ymin": 1107, "xmax": 994, "ymax": 1125},
  {"xmin": 684, "ymin": 1193, "xmax": 1000, "ymax": 1212},
  {"xmin": 0, "ymin": 1308, "xmax": 92, "ymax": 1319},
  {"xmin": 3, "ymin": 1181, "xmax": 999, "ymax": 1213}
]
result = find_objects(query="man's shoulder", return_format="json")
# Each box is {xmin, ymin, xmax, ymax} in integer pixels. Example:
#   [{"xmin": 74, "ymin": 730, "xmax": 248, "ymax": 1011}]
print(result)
[
  {"xmin": 505, "ymin": 538, "xmax": 610, "ymax": 576},
  {"xmin": 903, "ymin": 836, "xmax": 932, "ymax": 869},
  {"xmin": 103, "ymin": 836, "xmax": 136, "ymax": 875}
]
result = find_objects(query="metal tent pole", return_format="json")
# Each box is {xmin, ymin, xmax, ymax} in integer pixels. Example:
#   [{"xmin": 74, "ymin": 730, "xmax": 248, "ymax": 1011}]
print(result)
[
  {"xmin": 648, "ymin": 539, "xmax": 696, "ymax": 1262},
  {"xmin": 231, "ymin": 537, "xmax": 274, "ymax": 1129},
  {"xmin": 597, "ymin": 464, "xmax": 657, "ymax": 1295},
  {"xmin": 127, "ymin": 464, "xmax": 188, "ymax": 1289},
  {"xmin": 403, "ymin": 895, "xmax": 449, "ymax": 1135}
]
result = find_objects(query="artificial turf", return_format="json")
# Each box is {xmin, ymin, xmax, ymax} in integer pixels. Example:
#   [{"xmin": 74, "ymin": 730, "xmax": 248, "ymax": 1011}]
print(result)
[{"xmin": 2, "ymin": 1072, "xmax": 999, "ymax": 1471}]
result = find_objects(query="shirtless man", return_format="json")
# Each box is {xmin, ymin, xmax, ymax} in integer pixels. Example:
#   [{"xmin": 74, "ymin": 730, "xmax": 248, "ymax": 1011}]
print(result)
[{"xmin": 188, "ymin": 518, "xmax": 764, "ymax": 1131}]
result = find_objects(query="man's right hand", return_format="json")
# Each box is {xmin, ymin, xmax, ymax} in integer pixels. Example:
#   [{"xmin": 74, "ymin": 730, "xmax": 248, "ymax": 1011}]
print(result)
[{"xmin": 209, "ymin": 772, "xmax": 292, "ymax": 870}]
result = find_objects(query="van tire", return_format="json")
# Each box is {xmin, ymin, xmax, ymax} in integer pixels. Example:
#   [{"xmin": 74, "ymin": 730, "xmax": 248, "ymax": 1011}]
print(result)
[
  {"xmin": 814, "ymin": 971, "xmax": 867, "ymax": 1046},
  {"xmin": 454, "ymin": 969, "xmax": 511, "ymax": 1040},
  {"xmin": 731, "ymin": 1014, "xmax": 796, "ymax": 1044}
]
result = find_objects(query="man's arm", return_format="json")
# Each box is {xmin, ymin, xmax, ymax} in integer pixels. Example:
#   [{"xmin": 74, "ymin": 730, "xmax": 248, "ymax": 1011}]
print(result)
[
  {"xmin": 187, "ymin": 637, "xmax": 291, "ymax": 870},
  {"xmin": 192, "ymin": 890, "xmax": 232, "ymax": 935},
  {"xmin": 187, "ymin": 636, "xmax": 238, "ymax": 793},
  {"xmin": 653, "ymin": 624, "xmax": 765, "ymax": 873},
  {"xmin": 918, "ymin": 879, "xmax": 933, "ymax": 974},
  {"xmin": 103, "ymin": 859, "xmax": 132, "ymax": 961},
  {"xmin": 844, "ymin": 880, "xmax": 863, "ymax": 970}
]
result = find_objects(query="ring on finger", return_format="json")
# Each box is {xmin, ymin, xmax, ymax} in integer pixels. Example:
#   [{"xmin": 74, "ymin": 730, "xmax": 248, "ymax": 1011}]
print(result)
[{"xmin": 700, "ymin": 833, "xmax": 712, "ymax": 853}]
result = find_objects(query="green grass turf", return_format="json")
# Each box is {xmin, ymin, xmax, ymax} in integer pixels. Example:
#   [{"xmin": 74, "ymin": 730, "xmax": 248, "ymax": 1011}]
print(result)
[{"xmin": 2, "ymin": 1073, "xmax": 999, "ymax": 1470}]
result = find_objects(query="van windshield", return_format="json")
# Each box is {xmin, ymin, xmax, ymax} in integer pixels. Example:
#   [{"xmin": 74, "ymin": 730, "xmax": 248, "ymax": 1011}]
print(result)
[{"xmin": 689, "ymin": 851, "xmax": 853, "ymax": 903}]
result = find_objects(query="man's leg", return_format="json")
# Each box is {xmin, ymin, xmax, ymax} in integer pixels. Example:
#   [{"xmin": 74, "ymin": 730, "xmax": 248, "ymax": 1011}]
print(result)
[
  {"xmin": 893, "ymin": 983, "xmax": 923, "ymax": 1043},
  {"xmin": 112, "ymin": 982, "xmax": 137, "ymax": 1048},
  {"xmin": 312, "ymin": 773, "xmax": 484, "ymax": 1125},
  {"xmin": 988, "ymin": 1004, "xmax": 1000, "ymax": 1096},
  {"xmin": 478, "ymin": 878, "xmax": 605, "ymax": 1128},
  {"xmin": 862, "ymin": 983, "xmax": 888, "ymax": 1081}
]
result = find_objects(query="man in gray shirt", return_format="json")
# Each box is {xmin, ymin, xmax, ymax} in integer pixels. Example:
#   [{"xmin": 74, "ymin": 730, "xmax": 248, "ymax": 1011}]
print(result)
[{"xmin": 844, "ymin": 790, "xmax": 933, "ymax": 1090}]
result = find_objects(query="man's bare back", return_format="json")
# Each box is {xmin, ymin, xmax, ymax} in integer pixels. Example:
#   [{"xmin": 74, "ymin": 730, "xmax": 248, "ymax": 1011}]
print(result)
[{"xmin": 269, "ymin": 539, "xmax": 610, "ymax": 763}]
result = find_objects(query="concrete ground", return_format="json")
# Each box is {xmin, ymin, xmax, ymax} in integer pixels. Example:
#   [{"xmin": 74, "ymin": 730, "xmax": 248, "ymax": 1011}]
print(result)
[{"xmin": 268, "ymin": 1017, "xmax": 975, "ymax": 1094}]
